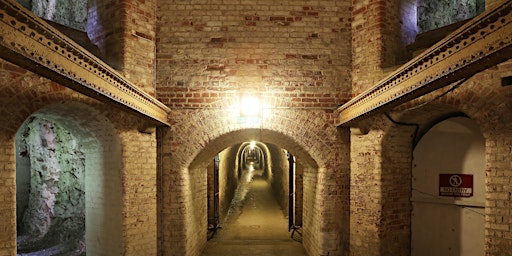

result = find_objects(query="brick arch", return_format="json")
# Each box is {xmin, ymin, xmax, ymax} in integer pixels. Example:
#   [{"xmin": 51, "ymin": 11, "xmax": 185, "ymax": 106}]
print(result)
[
  {"xmin": 373, "ymin": 62, "xmax": 512, "ymax": 255},
  {"xmin": 390, "ymin": 63, "xmax": 512, "ymax": 141},
  {"xmin": 27, "ymin": 101, "xmax": 119, "ymax": 144},
  {"xmin": 14, "ymin": 101, "xmax": 125, "ymax": 255},
  {"xmin": 163, "ymin": 107, "xmax": 344, "ymax": 256},
  {"xmin": 0, "ymin": 61, "xmax": 156, "ymax": 254},
  {"xmin": 172, "ymin": 108, "xmax": 338, "ymax": 171},
  {"xmin": 189, "ymin": 128, "xmax": 318, "ymax": 170}
]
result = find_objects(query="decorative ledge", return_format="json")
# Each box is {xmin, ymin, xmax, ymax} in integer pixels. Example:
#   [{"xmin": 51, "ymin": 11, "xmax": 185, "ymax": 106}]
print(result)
[
  {"xmin": 336, "ymin": 1, "xmax": 512, "ymax": 126},
  {"xmin": 0, "ymin": 0, "xmax": 170, "ymax": 126}
]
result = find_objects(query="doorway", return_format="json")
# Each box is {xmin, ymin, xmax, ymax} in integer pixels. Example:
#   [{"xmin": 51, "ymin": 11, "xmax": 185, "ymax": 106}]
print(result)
[
  {"xmin": 411, "ymin": 116, "xmax": 485, "ymax": 255},
  {"xmin": 15, "ymin": 103, "xmax": 124, "ymax": 255},
  {"xmin": 203, "ymin": 141, "xmax": 306, "ymax": 255}
]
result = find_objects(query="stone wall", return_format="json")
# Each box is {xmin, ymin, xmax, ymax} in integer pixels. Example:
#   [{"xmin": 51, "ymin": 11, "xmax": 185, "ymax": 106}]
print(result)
[
  {"xmin": 16, "ymin": 117, "xmax": 86, "ymax": 254},
  {"xmin": 417, "ymin": 0, "xmax": 485, "ymax": 33},
  {"xmin": 17, "ymin": 0, "xmax": 88, "ymax": 31}
]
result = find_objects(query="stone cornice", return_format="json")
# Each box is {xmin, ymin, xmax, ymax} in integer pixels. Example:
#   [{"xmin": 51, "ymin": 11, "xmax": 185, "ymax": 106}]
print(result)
[
  {"xmin": 336, "ymin": 1, "xmax": 512, "ymax": 126},
  {"xmin": 0, "ymin": 0, "xmax": 170, "ymax": 126}
]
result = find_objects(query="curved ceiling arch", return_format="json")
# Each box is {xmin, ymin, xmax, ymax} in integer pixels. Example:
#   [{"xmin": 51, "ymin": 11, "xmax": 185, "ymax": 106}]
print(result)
[{"xmin": 189, "ymin": 128, "xmax": 318, "ymax": 170}]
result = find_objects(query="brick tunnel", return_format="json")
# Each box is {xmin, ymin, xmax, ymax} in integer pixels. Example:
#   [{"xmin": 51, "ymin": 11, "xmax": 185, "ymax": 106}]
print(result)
[{"xmin": 201, "ymin": 140, "xmax": 306, "ymax": 255}]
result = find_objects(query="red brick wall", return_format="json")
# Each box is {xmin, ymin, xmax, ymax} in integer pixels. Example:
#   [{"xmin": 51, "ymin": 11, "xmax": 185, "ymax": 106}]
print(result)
[
  {"xmin": 351, "ymin": 0, "xmax": 416, "ymax": 94},
  {"xmin": 156, "ymin": 0, "xmax": 352, "ymax": 108},
  {"xmin": 352, "ymin": 0, "xmax": 387, "ymax": 94},
  {"xmin": 156, "ymin": 2, "xmax": 352, "ymax": 253},
  {"xmin": 88, "ymin": 0, "xmax": 156, "ymax": 95}
]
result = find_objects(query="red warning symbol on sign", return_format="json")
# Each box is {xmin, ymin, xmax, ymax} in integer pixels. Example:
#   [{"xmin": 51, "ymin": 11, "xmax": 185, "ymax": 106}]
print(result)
[{"xmin": 439, "ymin": 174, "xmax": 473, "ymax": 197}]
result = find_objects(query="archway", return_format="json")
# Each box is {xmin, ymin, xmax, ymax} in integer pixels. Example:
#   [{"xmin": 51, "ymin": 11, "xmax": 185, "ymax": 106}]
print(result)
[
  {"xmin": 411, "ymin": 116, "xmax": 485, "ymax": 255},
  {"xmin": 197, "ymin": 132, "xmax": 310, "ymax": 255},
  {"xmin": 159, "ymin": 105, "xmax": 348, "ymax": 256},
  {"xmin": 15, "ymin": 102, "xmax": 123, "ymax": 255},
  {"xmin": 187, "ymin": 128, "xmax": 318, "ymax": 254}
]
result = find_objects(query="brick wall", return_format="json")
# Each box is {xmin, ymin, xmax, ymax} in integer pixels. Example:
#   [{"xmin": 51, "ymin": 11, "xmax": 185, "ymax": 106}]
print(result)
[
  {"xmin": 122, "ymin": 0, "xmax": 157, "ymax": 95},
  {"xmin": 121, "ymin": 129, "xmax": 158, "ymax": 255},
  {"xmin": 388, "ymin": 60, "xmax": 512, "ymax": 255},
  {"xmin": 0, "ymin": 138, "xmax": 16, "ymax": 256},
  {"xmin": 87, "ymin": 0, "xmax": 156, "ymax": 95},
  {"xmin": 0, "ymin": 59, "xmax": 157, "ymax": 255},
  {"xmin": 159, "ymin": 106, "xmax": 348, "ymax": 255},
  {"xmin": 87, "ymin": 0, "xmax": 124, "ymax": 69},
  {"xmin": 154, "ymin": 3, "xmax": 353, "ymax": 252},
  {"xmin": 268, "ymin": 144, "xmax": 289, "ymax": 217},
  {"xmin": 218, "ymin": 146, "xmax": 241, "ymax": 221},
  {"xmin": 352, "ymin": 0, "xmax": 388, "ymax": 95},
  {"xmin": 451, "ymin": 62, "xmax": 512, "ymax": 255},
  {"xmin": 349, "ymin": 115, "xmax": 414, "ymax": 256},
  {"xmin": 349, "ymin": 2, "xmax": 512, "ymax": 253},
  {"xmin": 301, "ymin": 165, "xmax": 320, "ymax": 255},
  {"xmin": 351, "ymin": 0, "xmax": 416, "ymax": 95},
  {"xmin": 156, "ymin": 0, "xmax": 352, "ymax": 109}
]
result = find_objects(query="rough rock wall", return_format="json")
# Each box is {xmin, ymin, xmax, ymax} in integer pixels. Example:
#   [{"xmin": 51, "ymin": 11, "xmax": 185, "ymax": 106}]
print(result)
[
  {"xmin": 17, "ymin": 117, "xmax": 85, "ymax": 253},
  {"xmin": 417, "ymin": 0, "xmax": 485, "ymax": 33},
  {"xmin": 17, "ymin": 0, "xmax": 88, "ymax": 31}
]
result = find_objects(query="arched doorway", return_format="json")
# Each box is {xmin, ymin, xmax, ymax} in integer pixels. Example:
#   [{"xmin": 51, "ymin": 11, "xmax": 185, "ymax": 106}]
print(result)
[
  {"xmin": 202, "ymin": 138, "xmax": 307, "ymax": 255},
  {"xmin": 159, "ymin": 105, "xmax": 348, "ymax": 256},
  {"xmin": 411, "ymin": 116, "xmax": 485, "ymax": 255},
  {"xmin": 180, "ymin": 128, "xmax": 318, "ymax": 255},
  {"xmin": 15, "ymin": 102, "xmax": 123, "ymax": 255}
]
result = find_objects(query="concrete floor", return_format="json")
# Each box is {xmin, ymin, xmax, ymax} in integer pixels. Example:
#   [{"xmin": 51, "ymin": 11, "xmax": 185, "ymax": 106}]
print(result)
[{"xmin": 201, "ymin": 171, "xmax": 307, "ymax": 256}]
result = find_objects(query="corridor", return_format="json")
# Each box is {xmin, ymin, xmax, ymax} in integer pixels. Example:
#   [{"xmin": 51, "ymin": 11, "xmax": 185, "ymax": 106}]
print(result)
[{"xmin": 201, "ymin": 168, "xmax": 307, "ymax": 256}]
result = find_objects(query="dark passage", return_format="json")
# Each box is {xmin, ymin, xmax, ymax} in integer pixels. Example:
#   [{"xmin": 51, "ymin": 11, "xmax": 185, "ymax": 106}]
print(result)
[{"xmin": 202, "ymin": 168, "xmax": 306, "ymax": 256}]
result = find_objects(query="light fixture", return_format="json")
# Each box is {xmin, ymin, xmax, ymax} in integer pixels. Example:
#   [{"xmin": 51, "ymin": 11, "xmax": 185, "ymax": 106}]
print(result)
[{"xmin": 240, "ymin": 96, "xmax": 260, "ymax": 117}]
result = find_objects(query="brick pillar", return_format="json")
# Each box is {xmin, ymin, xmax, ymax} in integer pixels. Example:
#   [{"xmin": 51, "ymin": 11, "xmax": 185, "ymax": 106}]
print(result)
[
  {"xmin": 352, "ymin": 0, "xmax": 409, "ymax": 94},
  {"xmin": 349, "ymin": 114, "xmax": 414, "ymax": 256},
  {"xmin": 0, "ymin": 135, "xmax": 16, "ymax": 256},
  {"xmin": 121, "ymin": 129, "xmax": 158, "ymax": 255},
  {"xmin": 88, "ymin": 0, "xmax": 156, "ymax": 95},
  {"xmin": 352, "ymin": 0, "xmax": 388, "ymax": 94}
]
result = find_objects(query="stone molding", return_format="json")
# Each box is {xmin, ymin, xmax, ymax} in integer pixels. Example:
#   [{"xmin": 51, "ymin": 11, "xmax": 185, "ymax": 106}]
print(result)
[
  {"xmin": 0, "ymin": 0, "xmax": 170, "ymax": 126},
  {"xmin": 336, "ymin": 0, "xmax": 512, "ymax": 126}
]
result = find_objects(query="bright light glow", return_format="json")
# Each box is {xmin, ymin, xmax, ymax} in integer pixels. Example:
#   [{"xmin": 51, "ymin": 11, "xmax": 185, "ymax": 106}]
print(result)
[
  {"xmin": 240, "ymin": 96, "xmax": 260, "ymax": 116},
  {"xmin": 249, "ymin": 141, "xmax": 256, "ymax": 149}
]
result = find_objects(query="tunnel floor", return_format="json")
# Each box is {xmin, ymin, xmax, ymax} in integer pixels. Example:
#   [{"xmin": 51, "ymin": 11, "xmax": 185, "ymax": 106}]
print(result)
[{"xmin": 201, "ymin": 170, "xmax": 307, "ymax": 256}]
